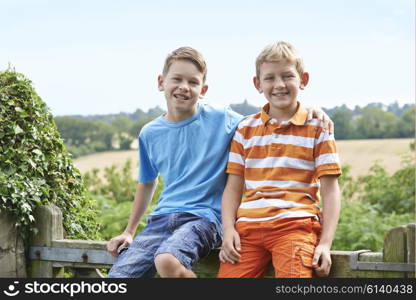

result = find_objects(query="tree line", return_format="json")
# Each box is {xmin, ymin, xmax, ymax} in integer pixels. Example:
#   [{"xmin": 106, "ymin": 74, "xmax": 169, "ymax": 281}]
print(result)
[
  {"xmin": 54, "ymin": 100, "xmax": 415, "ymax": 158},
  {"xmin": 228, "ymin": 100, "xmax": 415, "ymax": 140},
  {"xmin": 326, "ymin": 102, "xmax": 415, "ymax": 140},
  {"xmin": 54, "ymin": 107, "xmax": 164, "ymax": 157}
]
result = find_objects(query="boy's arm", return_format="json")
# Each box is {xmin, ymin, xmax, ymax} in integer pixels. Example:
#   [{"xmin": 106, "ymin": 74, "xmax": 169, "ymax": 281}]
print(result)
[
  {"xmin": 107, "ymin": 179, "xmax": 157, "ymax": 257},
  {"xmin": 219, "ymin": 174, "xmax": 244, "ymax": 264},
  {"xmin": 312, "ymin": 175, "xmax": 341, "ymax": 276}
]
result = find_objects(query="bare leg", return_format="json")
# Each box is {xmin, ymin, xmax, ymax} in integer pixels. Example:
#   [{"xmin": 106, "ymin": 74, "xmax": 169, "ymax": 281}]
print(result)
[{"xmin": 154, "ymin": 253, "xmax": 197, "ymax": 278}]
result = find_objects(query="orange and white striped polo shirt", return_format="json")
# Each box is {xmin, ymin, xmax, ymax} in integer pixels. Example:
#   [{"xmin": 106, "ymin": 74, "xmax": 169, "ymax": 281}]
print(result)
[{"xmin": 227, "ymin": 102, "xmax": 341, "ymax": 223}]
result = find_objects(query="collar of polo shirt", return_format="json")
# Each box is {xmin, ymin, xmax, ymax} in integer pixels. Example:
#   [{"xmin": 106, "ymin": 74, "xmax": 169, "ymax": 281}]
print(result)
[{"xmin": 260, "ymin": 101, "xmax": 308, "ymax": 126}]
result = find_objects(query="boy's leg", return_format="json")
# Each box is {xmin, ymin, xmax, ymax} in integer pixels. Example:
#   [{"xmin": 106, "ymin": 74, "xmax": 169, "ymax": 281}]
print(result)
[
  {"xmin": 107, "ymin": 214, "xmax": 169, "ymax": 278},
  {"xmin": 218, "ymin": 222, "xmax": 270, "ymax": 278},
  {"xmin": 154, "ymin": 253, "xmax": 197, "ymax": 278},
  {"xmin": 153, "ymin": 212, "xmax": 220, "ymax": 278},
  {"xmin": 268, "ymin": 217, "xmax": 321, "ymax": 278}
]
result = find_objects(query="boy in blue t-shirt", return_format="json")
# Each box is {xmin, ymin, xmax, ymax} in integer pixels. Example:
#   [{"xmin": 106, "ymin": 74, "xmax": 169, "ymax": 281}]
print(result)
[{"xmin": 107, "ymin": 47, "xmax": 332, "ymax": 278}]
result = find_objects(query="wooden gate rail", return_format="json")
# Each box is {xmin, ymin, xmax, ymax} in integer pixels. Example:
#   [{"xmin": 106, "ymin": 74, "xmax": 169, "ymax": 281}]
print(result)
[{"xmin": 28, "ymin": 205, "xmax": 415, "ymax": 278}]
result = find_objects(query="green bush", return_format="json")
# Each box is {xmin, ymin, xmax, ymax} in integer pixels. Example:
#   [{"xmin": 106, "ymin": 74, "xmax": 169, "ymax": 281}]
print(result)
[
  {"xmin": 338, "ymin": 165, "xmax": 360, "ymax": 200},
  {"xmin": 0, "ymin": 68, "xmax": 100, "ymax": 240},
  {"xmin": 93, "ymin": 195, "xmax": 134, "ymax": 241},
  {"xmin": 66, "ymin": 141, "xmax": 108, "ymax": 159},
  {"xmin": 83, "ymin": 160, "xmax": 163, "ymax": 240},
  {"xmin": 358, "ymin": 155, "xmax": 415, "ymax": 214},
  {"xmin": 333, "ymin": 200, "xmax": 413, "ymax": 251},
  {"xmin": 334, "ymin": 153, "xmax": 415, "ymax": 251},
  {"xmin": 83, "ymin": 159, "xmax": 137, "ymax": 203}
]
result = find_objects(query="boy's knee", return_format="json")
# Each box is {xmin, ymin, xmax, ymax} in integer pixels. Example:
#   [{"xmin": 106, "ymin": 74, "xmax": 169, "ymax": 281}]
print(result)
[
  {"xmin": 154, "ymin": 253, "xmax": 183, "ymax": 275},
  {"xmin": 155, "ymin": 253, "xmax": 178, "ymax": 267},
  {"xmin": 154, "ymin": 253, "xmax": 197, "ymax": 278}
]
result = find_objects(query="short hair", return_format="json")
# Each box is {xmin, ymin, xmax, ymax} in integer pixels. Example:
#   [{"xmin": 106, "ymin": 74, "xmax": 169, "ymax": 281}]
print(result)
[
  {"xmin": 255, "ymin": 41, "xmax": 304, "ymax": 78},
  {"xmin": 162, "ymin": 47, "xmax": 207, "ymax": 83}
]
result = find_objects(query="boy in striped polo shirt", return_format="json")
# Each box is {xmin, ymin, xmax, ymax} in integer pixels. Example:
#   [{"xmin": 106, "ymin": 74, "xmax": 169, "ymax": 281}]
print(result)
[{"xmin": 218, "ymin": 41, "xmax": 342, "ymax": 278}]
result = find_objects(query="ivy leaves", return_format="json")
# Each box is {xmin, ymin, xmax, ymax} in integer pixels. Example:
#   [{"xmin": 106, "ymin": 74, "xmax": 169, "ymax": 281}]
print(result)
[{"xmin": 0, "ymin": 68, "xmax": 100, "ymax": 240}]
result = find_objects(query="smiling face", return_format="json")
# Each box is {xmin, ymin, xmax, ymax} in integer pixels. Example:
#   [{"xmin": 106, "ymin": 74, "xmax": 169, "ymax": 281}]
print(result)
[
  {"xmin": 158, "ymin": 59, "xmax": 208, "ymax": 121},
  {"xmin": 254, "ymin": 60, "xmax": 309, "ymax": 118}
]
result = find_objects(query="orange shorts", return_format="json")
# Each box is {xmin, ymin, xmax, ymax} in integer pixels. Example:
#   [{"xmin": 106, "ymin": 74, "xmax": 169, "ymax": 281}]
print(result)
[{"xmin": 217, "ymin": 217, "xmax": 321, "ymax": 278}]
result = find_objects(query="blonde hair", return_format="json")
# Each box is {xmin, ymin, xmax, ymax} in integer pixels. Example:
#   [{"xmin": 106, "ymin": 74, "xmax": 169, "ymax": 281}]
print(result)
[
  {"xmin": 162, "ymin": 47, "xmax": 207, "ymax": 83},
  {"xmin": 255, "ymin": 41, "xmax": 304, "ymax": 78}
]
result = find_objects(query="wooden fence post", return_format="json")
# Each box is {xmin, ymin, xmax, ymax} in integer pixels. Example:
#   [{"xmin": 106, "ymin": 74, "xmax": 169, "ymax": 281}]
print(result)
[
  {"xmin": 407, "ymin": 224, "xmax": 415, "ymax": 278},
  {"xmin": 0, "ymin": 209, "xmax": 27, "ymax": 277},
  {"xmin": 30, "ymin": 205, "xmax": 64, "ymax": 278},
  {"xmin": 383, "ymin": 225, "xmax": 407, "ymax": 278}
]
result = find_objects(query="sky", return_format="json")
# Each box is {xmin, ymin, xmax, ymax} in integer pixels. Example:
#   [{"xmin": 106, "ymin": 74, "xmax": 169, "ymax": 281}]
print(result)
[{"xmin": 1, "ymin": 0, "xmax": 414, "ymax": 116}]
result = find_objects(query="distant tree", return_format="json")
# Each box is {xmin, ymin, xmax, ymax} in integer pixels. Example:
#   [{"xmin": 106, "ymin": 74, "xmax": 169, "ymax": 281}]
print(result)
[
  {"xmin": 130, "ymin": 117, "xmax": 153, "ymax": 137},
  {"xmin": 112, "ymin": 116, "xmax": 134, "ymax": 150},
  {"xmin": 111, "ymin": 116, "xmax": 132, "ymax": 133},
  {"xmin": 131, "ymin": 108, "xmax": 146, "ymax": 121},
  {"xmin": 55, "ymin": 117, "xmax": 93, "ymax": 146},
  {"xmin": 88, "ymin": 121, "xmax": 115, "ymax": 150},
  {"xmin": 366, "ymin": 102, "xmax": 384, "ymax": 110},
  {"xmin": 396, "ymin": 105, "xmax": 416, "ymax": 138},
  {"xmin": 353, "ymin": 105, "xmax": 363, "ymax": 116},
  {"xmin": 147, "ymin": 106, "xmax": 165, "ymax": 119},
  {"xmin": 386, "ymin": 101, "xmax": 402, "ymax": 117},
  {"xmin": 330, "ymin": 105, "xmax": 354, "ymax": 139},
  {"xmin": 355, "ymin": 106, "xmax": 399, "ymax": 138},
  {"xmin": 55, "ymin": 117, "xmax": 115, "ymax": 152}
]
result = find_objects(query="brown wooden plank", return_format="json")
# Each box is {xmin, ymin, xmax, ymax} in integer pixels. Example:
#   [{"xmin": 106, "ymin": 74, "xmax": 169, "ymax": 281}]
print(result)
[
  {"xmin": 30, "ymin": 205, "xmax": 64, "ymax": 278},
  {"xmin": 383, "ymin": 225, "xmax": 407, "ymax": 278}
]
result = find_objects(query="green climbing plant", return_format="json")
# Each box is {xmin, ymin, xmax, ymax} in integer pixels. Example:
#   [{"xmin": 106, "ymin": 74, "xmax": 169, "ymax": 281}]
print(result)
[{"xmin": 0, "ymin": 67, "xmax": 100, "ymax": 240}]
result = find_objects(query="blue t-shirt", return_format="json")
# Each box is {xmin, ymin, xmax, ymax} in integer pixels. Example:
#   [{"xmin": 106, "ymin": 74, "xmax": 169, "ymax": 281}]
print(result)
[{"xmin": 138, "ymin": 103, "xmax": 243, "ymax": 233}]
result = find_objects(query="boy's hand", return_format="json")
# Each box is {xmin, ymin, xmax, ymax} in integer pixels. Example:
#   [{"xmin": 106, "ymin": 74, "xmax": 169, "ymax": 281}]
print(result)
[
  {"xmin": 107, "ymin": 232, "xmax": 133, "ymax": 257},
  {"xmin": 312, "ymin": 244, "xmax": 332, "ymax": 277},
  {"xmin": 306, "ymin": 107, "xmax": 334, "ymax": 135},
  {"xmin": 219, "ymin": 228, "xmax": 241, "ymax": 264}
]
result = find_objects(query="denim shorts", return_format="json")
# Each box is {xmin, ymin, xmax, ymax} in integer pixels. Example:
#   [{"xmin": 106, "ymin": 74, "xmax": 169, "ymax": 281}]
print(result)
[{"xmin": 107, "ymin": 212, "xmax": 221, "ymax": 278}]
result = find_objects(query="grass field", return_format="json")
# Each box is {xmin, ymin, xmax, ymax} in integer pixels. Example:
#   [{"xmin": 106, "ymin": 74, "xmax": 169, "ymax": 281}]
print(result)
[{"xmin": 73, "ymin": 138, "xmax": 415, "ymax": 178}]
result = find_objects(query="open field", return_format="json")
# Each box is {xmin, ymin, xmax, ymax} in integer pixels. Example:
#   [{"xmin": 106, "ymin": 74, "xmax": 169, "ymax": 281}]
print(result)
[
  {"xmin": 336, "ymin": 138, "xmax": 414, "ymax": 177},
  {"xmin": 74, "ymin": 138, "xmax": 415, "ymax": 178}
]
